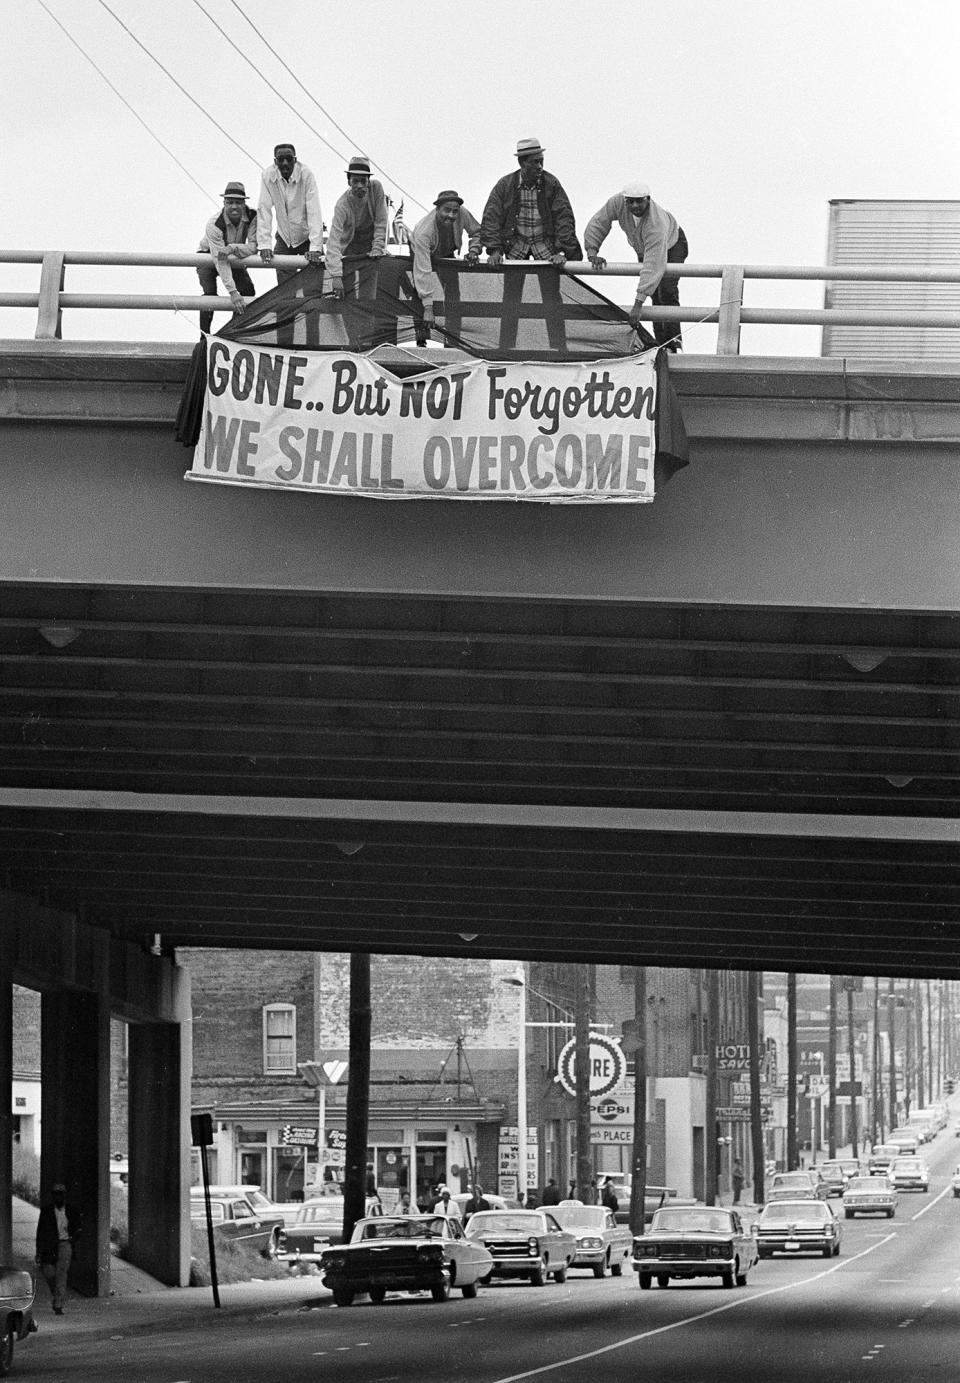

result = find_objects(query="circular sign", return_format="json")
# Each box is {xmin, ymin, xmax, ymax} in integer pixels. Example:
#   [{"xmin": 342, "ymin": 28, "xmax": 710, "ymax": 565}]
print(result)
[{"xmin": 556, "ymin": 1033, "xmax": 627, "ymax": 1097}]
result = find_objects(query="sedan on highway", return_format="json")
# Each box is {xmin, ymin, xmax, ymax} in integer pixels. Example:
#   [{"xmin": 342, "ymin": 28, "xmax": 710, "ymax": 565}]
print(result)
[
  {"xmin": 632, "ymin": 1205, "xmax": 759, "ymax": 1290},
  {"xmin": 464, "ymin": 1209, "xmax": 576, "ymax": 1285},
  {"xmin": 319, "ymin": 1214, "xmax": 493, "ymax": 1306},
  {"xmin": 841, "ymin": 1175, "xmax": 897, "ymax": 1219},
  {"xmin": 889, "ymin": 1156, "xmax": 929, "ymax": 1192},
  {"xmin": 765, "ymin": 1170, "xmax": 827, "ymax": 1203},
  {"xmin": 868, "ymin": 1144, "xmax": 901, "ymax": 1176},
  {"xmin": 278, "ymin": 1197, "xmax": 346, "ymax": 1265},
  {"xmin": 756, "ymin": 1199, "xmax": 843, "ymax": 1258},
  {"xmin": 551, "ymin": 1203, "xmax": 632, "ymax": 1277}
]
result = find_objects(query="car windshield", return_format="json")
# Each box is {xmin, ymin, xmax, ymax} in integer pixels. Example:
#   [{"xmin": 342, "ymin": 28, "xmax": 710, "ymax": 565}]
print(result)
[
  {"xmin": 820, "ymin": 1165, "xmax": 844, "ymax": 1178},
  {"xmin": 552, "ymin": 1207, "xmax": 606, "ymax": 1229},
  {"xmin": 466, "ymin": 1213, "xmax": 543, "ymax": 1235},
  {"xmin": 357, "ymin": 1217, "xmax": 446, "ymax": 1241},
  {"xmin": 892, "ymin": 1159, "xmax": 922, "ymax": 1170},
  {"xmin": 772, "ymin": 1174, "xmax": 811, "ymax": 1187},
  {"xmin": 845, "ymin": 1178, "xmax": 881, "ymax": 1192},
  {"xmin": 650, "ymin": 1209, "xmax": 733, "ymax": 1233},
  {"xmin": 245, "ymin": 1190, "xmax": 273, "ymax": 1212},
  {"xmin": 760, "ymin": 1202, "xmax": 829, "ymax": 1225},
  {"xmin": 297, "ymin": 1203, "xmax": 343, "ymax": 1224}
]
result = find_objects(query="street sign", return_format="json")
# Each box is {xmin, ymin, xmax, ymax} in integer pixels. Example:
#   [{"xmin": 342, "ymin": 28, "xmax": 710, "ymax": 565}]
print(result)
[
  {"xmin": 716, "ymin": 1107, "xmax": 751, "ymax": 1122},
  {"xmin": 279, "ymin": 1124, "xmax": 318, "ymax": 1147},
  {"xmin": 556, "ymin": 1033, "xmax": 628, "ymax": 1097},
  {"xmin": 716, "ymin": 1044, "xmax": 752, "ymax": 1071}
]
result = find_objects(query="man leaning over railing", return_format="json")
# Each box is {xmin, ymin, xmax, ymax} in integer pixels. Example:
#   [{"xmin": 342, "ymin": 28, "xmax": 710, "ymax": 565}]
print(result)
[
  {"xmin": 196, "ymin": 181, "xmax": 258, "ymax": 336},
  {"xmin": 585, "ymin": 180, "xmax": 688, "ymax": 351}
]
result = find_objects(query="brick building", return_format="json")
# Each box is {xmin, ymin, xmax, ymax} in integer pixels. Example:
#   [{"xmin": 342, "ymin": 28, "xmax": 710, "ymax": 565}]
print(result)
[{"xmin": 183, "ymin": 949, "xmax": 515, "ymax": 1209}]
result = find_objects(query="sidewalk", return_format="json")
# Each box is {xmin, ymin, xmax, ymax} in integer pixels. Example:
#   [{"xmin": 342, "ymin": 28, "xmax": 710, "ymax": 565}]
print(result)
[{"xmin": 10, "ymin": 1198, "xmax": 330, "ymax": 1341}]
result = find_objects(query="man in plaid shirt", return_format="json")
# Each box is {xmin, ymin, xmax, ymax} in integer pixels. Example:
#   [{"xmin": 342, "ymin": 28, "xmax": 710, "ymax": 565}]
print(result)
[{"xmin": 480, "ymin": 138, "xmax": 582, "ymax": 267}]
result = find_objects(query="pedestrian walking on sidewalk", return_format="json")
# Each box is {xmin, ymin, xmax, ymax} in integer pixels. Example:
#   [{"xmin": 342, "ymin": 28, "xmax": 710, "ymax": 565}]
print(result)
[
  {"xmin": 36, "ymin": 1181, "xmax": 82, "ymax": 1315},
  {"xmin": 731, "ymin": 1159, "xmax": 745, "ymax": 1205}
]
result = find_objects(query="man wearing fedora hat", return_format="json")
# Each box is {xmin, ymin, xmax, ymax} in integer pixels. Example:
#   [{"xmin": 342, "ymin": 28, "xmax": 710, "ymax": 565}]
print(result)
[
  {"xmin": 256, "ymin": 143, "xmax": 324, "ymax": 284},
  {"xmin": 325, "ymin": 157, "xmax": 389, "ymax": 349},
  {"xmin": 410, "ymin": 190, "xmax": 481, "ymax": 340},
  {"xmin": 196, "ymin": 182, "xmax": 258, "ymax": 334},
  {"xmin": 480, "ymin": 138, "xmax": 582, "ymax": 268},
  {"xmin": 585, "ymin": 181, "xmax": 688, "ymax": 350}
]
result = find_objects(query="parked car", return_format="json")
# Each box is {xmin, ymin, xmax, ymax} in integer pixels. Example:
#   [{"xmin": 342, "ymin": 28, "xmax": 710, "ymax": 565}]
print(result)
[
  {"xmin": 0, "ymin": 1267, "xmax": 36, "ymax": 1375},
  {"xmin": 450, "ymin": 1191, "xmax": 512, "ymax": 1220},
  {"xmin": 551, "ymin": 1203, "xmax": 633, "ymax": 1277},
  {"xmin": 888, "ymin": 1156, "xmax": 929, "ymax": 1192},
  {"xmin": 817, "ymin": 1162, "xmax": 848, "ymax": 1198},
  {"xmin": 319, "ymin": 1214, "xmax": 493, "ymax": 1307},
  {"xmin": 842, "ymin": 1175, "xmax": 897, "ymax": 1219},
  {"xmin": 278, "ymin": 1197, "xmax": 346, "ymax": 1264},
  {"xmin": 868, "ymin": 1144, "xmax": 901, "ymax": 1176},
  {"xmin": 632, "ymin": 1204, "xmax": 759, "ymax": 1290},
  {"xmin": 765, "ymin": 1170, "xmax": 827, "ymax": 1203},
  {"xmin": 463, "ymin": 1209, "xmax": 577, "ymax": 1285},
  {"xmin": 833, "ymin": 1157, "xmax": 864, "ymax": 1180},
  {"xmin": 756, "ymin": 1199, "xmax": 843, "ymax": 1258},
  {"xmin": 189, "ymin": 1187, "xmax": 284, "ymax": 1256}
]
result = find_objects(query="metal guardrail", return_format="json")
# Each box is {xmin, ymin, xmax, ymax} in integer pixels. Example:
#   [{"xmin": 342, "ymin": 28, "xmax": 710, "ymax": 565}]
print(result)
[{"xmin": 2, "ymin": 250, "xmax": 960, "ymax": 355}]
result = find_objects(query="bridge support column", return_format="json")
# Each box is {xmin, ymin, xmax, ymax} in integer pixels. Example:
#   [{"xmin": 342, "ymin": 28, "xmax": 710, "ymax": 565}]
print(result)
[
  {"xmin": 41, "ymin": 986, "xmax": 111, "ymax": 1296},
  {"xmin": 127, "ymin": 964, "xmax": 192, "ymax": 1286},
  {"xmin": 0, "ymin": 948, "xmax": 11, "ymax": 1261}
]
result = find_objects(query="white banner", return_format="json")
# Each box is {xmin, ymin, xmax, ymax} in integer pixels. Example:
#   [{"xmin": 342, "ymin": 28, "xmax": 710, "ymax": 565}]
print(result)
[{"xmin": 187, "ymin": 341, "xmax": 658, "ymax": 503}]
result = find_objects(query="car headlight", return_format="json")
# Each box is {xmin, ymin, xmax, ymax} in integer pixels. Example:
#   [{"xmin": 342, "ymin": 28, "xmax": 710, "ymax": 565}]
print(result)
[
  {"xmin": 579, "ymin": 1236, "xmax": 603, "ymax": 1249},
  {"xmin": 634, "ymin": 1240, "xmax": 656, "ymax": 1257},
  {"xmin": 707, "ymin": 1242, "xmax": 733, "ymax": 1259},
  {"xmin": 322, "ymin": 1254, "xmax": 346, "ymax": 1271},
  {"xmin": 528, "ymin": 1237, "xmax": 540, "ymax": 1253},
  {"xmin": 418, "ymin": 1244, "xmax": 445, "ymax": 1263}
]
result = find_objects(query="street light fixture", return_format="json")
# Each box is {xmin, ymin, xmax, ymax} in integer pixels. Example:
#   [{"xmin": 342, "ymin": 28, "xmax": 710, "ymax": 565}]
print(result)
[{"xmin": 501, "ymin": 966, "xmax": 528, "ymax": 1206}]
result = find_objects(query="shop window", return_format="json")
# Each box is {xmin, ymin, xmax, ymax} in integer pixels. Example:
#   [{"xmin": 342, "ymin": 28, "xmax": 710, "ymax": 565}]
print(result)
[{"xmin": 262, "ymin": 1004, "xmax": 296, "ymax": 1073}]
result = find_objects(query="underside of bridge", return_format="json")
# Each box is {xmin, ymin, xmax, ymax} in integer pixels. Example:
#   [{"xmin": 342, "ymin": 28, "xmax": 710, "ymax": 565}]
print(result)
[{"xmin": 1, "ymin": 583, "xmax": 958, "ymax": 977}]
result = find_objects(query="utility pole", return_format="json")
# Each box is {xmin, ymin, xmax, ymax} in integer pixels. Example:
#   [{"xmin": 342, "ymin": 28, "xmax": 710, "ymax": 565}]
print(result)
[
  {"xmin": 747, "ymin": 970, "xmax": 765, "ymax": 1206},
  {"xmin": 915, "ymin": 979, "xmax": 924, "ymax": 1110},
  {"xmin": 905, "ymin": 986, "xmax": 914, "ymax": 1119},
  {"xmin": 628, "ymin": 966, "xmax": 647, "ymax": 1234},
  {"xmin": 343, "ymin": 952, "xmax": 371, "ymax": 1243},
  {"xmin": 706, "ymin": 970, "xmax": 719, "ymax": 1205},
  {"xmin": 787, "ymin": 973, "xmax": 797, "ymax": 1169},
  {"xmin": 926, "ymin": 979, "xmax": 933, "ymax": 1103},
  {"xmin": 574, "ymin": 964, "xmax": 593, "ymax": 1203},
  {"xmin": 827, "ymin": 976, "xmax": 837, "ymax": 1158},
  {"xmin": 873, "ymin": 976, "xmax": 883, "ymax": 1144},
  {"xmin": 887, "ymin": 979, "xmax": 897, "ymax": 1130},
  {"xmin": 846, "ymin": 981, "xmax": 858, "ymax": 1159}
]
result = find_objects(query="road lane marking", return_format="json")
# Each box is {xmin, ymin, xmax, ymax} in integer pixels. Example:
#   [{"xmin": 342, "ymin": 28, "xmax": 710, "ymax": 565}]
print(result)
[
  {"xmin": 911, "ymin": 1183, "xmax": 952, "ymax": 1219},
  {"xmin": 488, "ymin": 1236, "xmax": 896, "ymax": 1383},
  {"xmin": 898, "ymin": 1319, "xmax": 914, "ymax": 1328}
]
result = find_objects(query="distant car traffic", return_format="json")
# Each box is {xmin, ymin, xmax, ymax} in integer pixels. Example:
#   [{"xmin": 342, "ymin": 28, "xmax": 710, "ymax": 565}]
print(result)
[
  {"xmin": 189, "ymin": 1187, "xmax": 285, "ymax": 1256},
  {"xmin": 319, "ymin": 1214, "xmax": 493, "ymax": 1306},
  {"xmin": 278, "ymin": 1197, "xmax": 346, "ymax": 1263},
  {"xmin": 632, "ymin": 1205, "xmax": 759, "ymax": 1290},
  {"xmin": 841, "ymin": 1175, "xmax": 897, "ymax": 1219},
  {"xmin": 765, "ymin": 1170, "xmax": 827, "ymax": 1203},
  {"xmin": 0, "ymin": 1266, "xmax": 36, "ymax": 1375},
  {"xmin": 886, "ymin": 1128, "xmax": 921, "ymax": 1155},
  {"xmin": 888, "ymin": 1156, "xmax": 929, "ymax": 1192},
  {"xmin": 756, "ymin": 1199, "xmax": 843, "ymax": 1258},
  {"xmin": 463, "ymin": 1209, "xmax": 577, "ymax": 1285},
  {"xmin": 867, "ymin": 1144, "xmax": 901, "ymax": 1176},
  {"xmin": 817, "ymin": 1162, "xmax": 848, "ymax": 1198},
  {"xmin": 550, "ymin": 1203, "xmax": 632, "ymax": 1277}
]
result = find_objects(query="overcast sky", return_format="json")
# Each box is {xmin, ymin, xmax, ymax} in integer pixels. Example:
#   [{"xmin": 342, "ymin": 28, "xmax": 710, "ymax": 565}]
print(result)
[{"xmin": 3, "ymin": 0, "xmax": 959, "ymax": 351}]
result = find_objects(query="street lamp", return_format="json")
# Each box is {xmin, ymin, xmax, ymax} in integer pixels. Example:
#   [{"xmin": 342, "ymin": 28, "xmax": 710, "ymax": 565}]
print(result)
[{"xmin": 502, "ymin": 966, "xmax": 528, "ymax": 1206}]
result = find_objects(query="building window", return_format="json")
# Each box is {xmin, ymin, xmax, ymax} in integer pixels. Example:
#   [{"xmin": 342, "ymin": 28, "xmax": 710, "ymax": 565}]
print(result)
[{"xmin": 262, "ymin": 1004, "xmax": 296, "ymax": 1073}]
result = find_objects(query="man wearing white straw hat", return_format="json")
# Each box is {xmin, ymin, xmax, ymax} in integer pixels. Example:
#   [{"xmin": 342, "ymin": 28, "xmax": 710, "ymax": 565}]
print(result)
[{"xmin": 584, "ymin": 181, "xmax": 688, "ymax": 350}]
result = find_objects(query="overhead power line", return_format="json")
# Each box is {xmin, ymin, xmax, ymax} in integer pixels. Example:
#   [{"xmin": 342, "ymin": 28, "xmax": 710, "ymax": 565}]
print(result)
[
  {"xmin": 35, "ymin": 0, "xmax": 213, "ymax": 202},
  {"xmin": 97, "ymin": 0, "xmax": 259, "ymax": 168},
  {"xmin": 227, "ymin": 0, "xmax": 428, "ymax": 213},
  {"xmin": 192, "ymin": 0, "xmax": 350, "ymax": 168}
]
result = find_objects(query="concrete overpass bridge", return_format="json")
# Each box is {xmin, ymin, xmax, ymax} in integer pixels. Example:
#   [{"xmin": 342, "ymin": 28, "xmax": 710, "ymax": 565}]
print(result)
[{"xmin": 1, "ymin": 250, "xmax": 959, "ymax": 1289}]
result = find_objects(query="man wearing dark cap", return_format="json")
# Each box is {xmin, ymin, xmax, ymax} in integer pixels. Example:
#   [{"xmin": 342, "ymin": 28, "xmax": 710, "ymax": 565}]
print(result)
[
  {"xmin": 480, "ymin": 138, "xmax": 582, "ymax": 267},
  {"xmin": 585, "ymin": 180, "xmax": 688, "ymax": 350},
  {"xmin": 36, "ymin": 1181, "xmax": 82, "ymax": 1315},
  {"xmin": 256, "ymin": 143, "xmax": 324, "ymax": 284},
  {"xmin": 196, "ymin": 182, "xmax": 258, "ymax": 334},
  {"xmin": 410, "ymin": 190, "xmax": 481, "ymax": 340},
  {"xmin": 325, "ymin": 157, "xmax": 389, "ymax": 349}
]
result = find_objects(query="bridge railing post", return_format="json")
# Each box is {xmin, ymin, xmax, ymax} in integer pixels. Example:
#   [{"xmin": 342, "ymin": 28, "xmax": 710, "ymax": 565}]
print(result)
[
  {"xmin": 716, "ymin": 266, "xmax": 745, "ymax": 355},
  {"xmin": 35, "ymin": 252, "xmax": 66, "ymax": 340}
]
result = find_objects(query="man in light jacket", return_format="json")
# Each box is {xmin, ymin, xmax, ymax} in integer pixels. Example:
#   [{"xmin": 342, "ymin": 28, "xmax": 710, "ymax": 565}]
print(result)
[
  {"xmin": 410, "ymin": 189, "xmax": 481, "ymax": 340},
  {"xmin": 325, "ymin": 156, "xmax": 389, "ymax": 350},
  {"xmin": 585, "ymin": 181, "xmax": 688, "ymax": 350},
  {"xmin": 196, "ymin": 180, "xmax": 257, "ymax": 334},
  {"xmin": 257, "ymin": 143, "xmax": 324, "ymax": 284}
]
